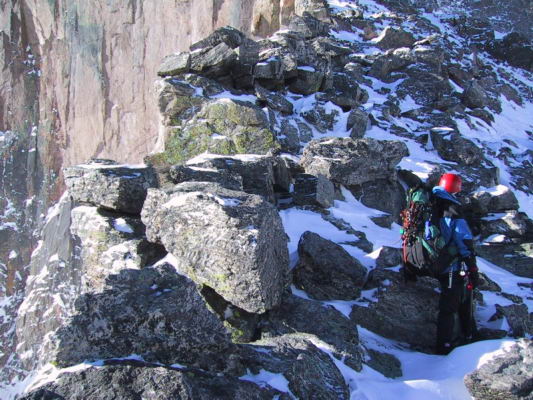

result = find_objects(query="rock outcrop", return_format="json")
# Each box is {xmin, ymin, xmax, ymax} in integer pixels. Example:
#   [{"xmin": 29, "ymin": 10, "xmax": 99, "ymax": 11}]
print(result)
[
  {"xmin": 299, "ymin": 138, "xmax": 409, "ymax": 186},
  {"xmin": 293, "ymin": 231, "xmax": 367, "ymax": 300},
  {"xmin": 185, "ymin": 154, "xmax": 287, "ymax": 204},
  {"xmin": 64, "ymin": 160, "xmax": 157, "ymax": 215},
  {"xmin": 141, "ymin": 182, "xmax": 290, "ymax": 313},
  {"xmin": 465, "ymin": 339, "xmax": 533, "ymax": 400},
  {"xmin": 239, "ymin": 334, "xmax": 350, "ymax": 400},
  {"xmin": 20, "ymin": 362, "xmax": 289, "ymax": 400},
  {"xmin": 52, "ymin": 264, "xmax": 233, "ymax": 369},
  {"xmin": 263, "ymin": 294, "xmax": 362, "ymax": 371},
  {"xmin": 471, "ymin": 185, "xmax": 520, "ymax": 215},
  {"xmin": 350, "ymin": 269, "xmax": 440, "ymax": 352}
]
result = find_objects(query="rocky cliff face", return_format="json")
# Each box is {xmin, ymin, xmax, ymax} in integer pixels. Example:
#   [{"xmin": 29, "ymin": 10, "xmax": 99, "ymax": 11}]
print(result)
[
  {"xmin": 1, "ymin": 0, "xmax": 533, "ymax": 398},
  {"xmin": 0, "ymin": 0, "xmax": 299, "ymax": 169}
]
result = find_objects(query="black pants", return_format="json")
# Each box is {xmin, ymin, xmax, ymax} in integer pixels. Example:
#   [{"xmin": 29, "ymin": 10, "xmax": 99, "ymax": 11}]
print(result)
[{"xmin": 436, "ymin": 272, "xmax": 476, "ymax": 347}]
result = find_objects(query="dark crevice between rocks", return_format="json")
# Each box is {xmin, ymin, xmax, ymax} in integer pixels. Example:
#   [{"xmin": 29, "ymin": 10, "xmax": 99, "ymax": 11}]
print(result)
[{"xmin": 199, "ymin": 285, "xmax": 263, "ymax": 343}]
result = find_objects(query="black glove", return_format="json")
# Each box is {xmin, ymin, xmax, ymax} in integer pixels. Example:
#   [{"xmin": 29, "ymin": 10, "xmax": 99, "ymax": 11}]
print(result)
[{"xmin": 464, "ymin": 256, "xmax": 479, "ymax": 289}]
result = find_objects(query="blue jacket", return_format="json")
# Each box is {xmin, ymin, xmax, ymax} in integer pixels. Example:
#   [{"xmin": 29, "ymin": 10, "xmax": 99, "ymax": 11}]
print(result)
[{"xmin": 432, "ymin": 187, "xmax": 473, "ymax": 273}]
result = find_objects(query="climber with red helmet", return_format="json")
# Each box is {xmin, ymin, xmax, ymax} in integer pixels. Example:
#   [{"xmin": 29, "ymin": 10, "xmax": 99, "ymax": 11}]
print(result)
[{"xmin": 432, "ymin": 173, "xmax": 479, "ymax": 355}]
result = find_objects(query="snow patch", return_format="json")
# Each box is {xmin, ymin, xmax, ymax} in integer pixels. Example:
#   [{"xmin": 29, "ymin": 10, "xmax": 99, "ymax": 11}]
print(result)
[
  {"xmin": 240, "ymin": 369, "xmax": 293, "ymax": 395},
  {"xmin": 210, "ymin": 90, "xmax": 258, "ymax": 103},
  {"xmin": 483, "ymin": 234, "xmax": 507, "ymax": 244},
  {"xmin": 113, "ymin": 218, "xmax": 134, "ymax": 234},
  {"xmin": 211, "ymin": 195, "xmax": 241, "ymax": 207}
]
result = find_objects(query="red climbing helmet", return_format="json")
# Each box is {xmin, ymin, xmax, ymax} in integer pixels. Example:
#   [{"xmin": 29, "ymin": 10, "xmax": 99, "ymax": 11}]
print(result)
[{"xmin": 439, "ymin": 173, "xmax": 462, "ymax": 193}]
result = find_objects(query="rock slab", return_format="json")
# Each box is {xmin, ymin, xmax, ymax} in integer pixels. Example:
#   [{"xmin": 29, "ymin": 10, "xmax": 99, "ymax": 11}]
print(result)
[
  {"xmin": 20, "ymin": 361, "xmax": 286, "ymax": 400},
  {"xmin": 300, "ymin": 138, "xmax": 408, "ymax": 186},
  {"xmin": 52, "ymin": 264, "xmax": 232, "ymax": 369},
  {"xmin": 293, "ymin": 231, "xmax": 367, "ymax": 300},
  {"xmin": 64, "ymin": 161, "xmax": 157, "ymax": 215},
  {"xmin": 141, "ymin": 182, "xmax": 290, "ymax": 313}
]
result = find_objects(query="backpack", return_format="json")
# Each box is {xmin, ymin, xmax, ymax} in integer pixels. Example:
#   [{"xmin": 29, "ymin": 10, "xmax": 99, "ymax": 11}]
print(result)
[{"xmin": 400, "ymin": 186, "xmax": 460, "ymax": 277}]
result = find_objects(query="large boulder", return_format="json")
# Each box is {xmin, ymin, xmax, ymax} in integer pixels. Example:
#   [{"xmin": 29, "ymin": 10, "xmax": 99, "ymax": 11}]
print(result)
[
  {"xmin": 186, "ymin": 154, "xmax": 278, "ymax": 203},
  {"xmin": 263, "ymin": 294, "xmax": 362, "ymax": 371},
  {"xmin": 369, "ymin": 48, "xmax": 414, "ymax": 80},
  {"xmin": 475, "ymin": 242, "xmax": 533, "ymax": 278},
  {"xmin": 301, "ymin": 105, "xmax": 340, "ymax": 133},
  {"xmin": 189, "ymin": 42, "xmax": 238, "ymax": 78},
  {"xmin": 51, "ymin": 264, "xmax": 233, "ymax": 369},
  {"xmin": 471, "ymin": 185, "xmax": 520, "ymax": 214},
  {"xmin": 397, "ymin": 72, "xmax": 454, "ymax": 107},
  {"xmin": 480, "ymin": 211, "xmax": 532, "ymax": 239},
  {"xmin": 347, "ymin": 108, "xmax": 370, "ymax": 139},
  {"xmin": 430, "ymin": 130, "xmax": 486, "ymax": 166},
  {"xmin": 374, "ymin": 27, "xmax": 416, "ymax": 50},
  {"xmin": 318, "ymin": 73, "xmax": 369, "ymax": 110},
  {"xmin": 20, "ymin": 361, "xmax": 287, "ymax": 400},
  {"xmin": 190, "ymin": 26, "xmax": 245, "ymax": 51},
  {"xmin": 198, "ymin": 97, "xmax": 271, "ymax": 129},
  {"xmin": 154, "ymin": 98, "xmax": 279, "ymax": 165},
  {"xmin": 141, "ymin": 183, "xmax": 290, "ymax": 313},
  {"xmin": 411, "ymin": 44, "xmax": 444, "ymax": 74},
  {"xmin": 348, "ymin": 178, "xmax": 405, "ymax": 218},
  {"xmin": 492, "ymin": 304, "xmax": 532, "ymax": 337},
  {"xmin": 289, "ymin": 66, "xmax": 325, "ymax": 95},
  {"xmin": 64, "ymin": 160, "xmax": 157, "ymax": 215},
  {"xmin": 240, "ymin": 334, "xmax": 350, "ymax": 400},
  {"xmin": 169, "ymin": 165, "xmax": 243, "ymax": 191},
  {"xmin": 157, "ymin": 99, "xmax": 279, "ymax": 164},
  {"xmin": 465, "ymin": 339, "xmax": 533, "ymax": 400},
  {"xmin": 350, "ymin": 269, "xmax": 440, "ymax": 352},
  {"xmin": 462, "ymin": 80, "xmax": 489, "ymax": 109},
  {"xmin": 311, "ymin": 36, "xmax": 353, "ymax": 67},
  {"xmin": 299, "ymin": 137, "xmax": 409, "ymax": 186},
  {"xmin": 375, "ymin": 246, "xmax": 403, "ymax": 268},
  {"xmin": 293, "ymin": 231, "xmax": 367, "ymax": 300},
  {"xmin": 254, "ymin": 57, "xmax": 283, "ymax": 81}
]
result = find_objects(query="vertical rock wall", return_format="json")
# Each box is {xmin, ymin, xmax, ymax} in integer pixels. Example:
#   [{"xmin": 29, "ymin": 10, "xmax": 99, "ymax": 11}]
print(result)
[{"xmin": 1, "ymin": 0, "xmax": 296, "ymax": 169}]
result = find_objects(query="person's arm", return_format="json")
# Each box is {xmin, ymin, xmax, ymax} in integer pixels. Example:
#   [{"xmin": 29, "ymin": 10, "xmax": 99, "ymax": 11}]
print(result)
[
  {"xmin": 453, "ymin": 219, "xmax": 479, "ymax": 287},
  {"xmin": 452, "ymin": 218, "xmax": 473, "ymax": 258}
]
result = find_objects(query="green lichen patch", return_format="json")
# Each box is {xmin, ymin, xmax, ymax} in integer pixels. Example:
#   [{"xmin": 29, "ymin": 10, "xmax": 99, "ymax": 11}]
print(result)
[{"xmin": 147, "ymin": 122, "xmax": 278, "ymax": 167}]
